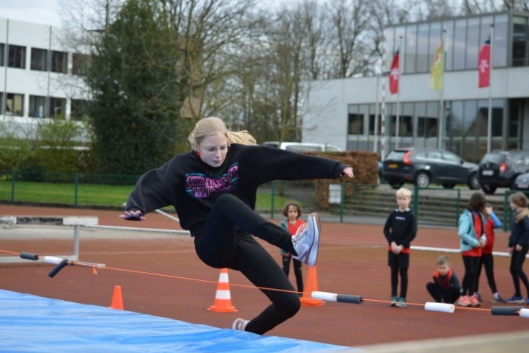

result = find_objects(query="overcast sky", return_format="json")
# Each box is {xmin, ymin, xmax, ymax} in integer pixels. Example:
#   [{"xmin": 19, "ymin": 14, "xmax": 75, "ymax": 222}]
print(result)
[{"xmin": 0, "ymin": 0, "xmax": 300, "ymax": 28}]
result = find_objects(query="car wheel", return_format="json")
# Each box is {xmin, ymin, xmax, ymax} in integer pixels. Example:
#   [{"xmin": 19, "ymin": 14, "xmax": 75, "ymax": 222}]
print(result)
[
  {"xmin": 414, "ymin": 172, "xmax": 430, "ymax": 188},
  {"xmin": 468, "ymin": 173, "xmax": 481, "ymax": 190},
  {"xmin": 389, "ymin": 182, "xmax": 403, "ymax": 189},
  {"xmin": 481, "ymin": 184, "xmax": 497, "ymax": 195},
  {"xmin": 442, "ymin": 183, "xmax": 455, "ymax": 189}
]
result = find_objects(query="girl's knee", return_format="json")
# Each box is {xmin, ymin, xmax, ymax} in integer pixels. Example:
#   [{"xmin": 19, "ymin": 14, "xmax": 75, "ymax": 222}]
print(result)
[{"xmin": 278, "ymin": 293, "xmax": 301, "ymax": 317}]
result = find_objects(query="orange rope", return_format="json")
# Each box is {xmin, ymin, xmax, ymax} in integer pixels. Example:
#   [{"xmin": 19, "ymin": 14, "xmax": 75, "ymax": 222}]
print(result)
[{"xmin": 0, "ymin": 248, "xmax": 498, "ymax": 312}]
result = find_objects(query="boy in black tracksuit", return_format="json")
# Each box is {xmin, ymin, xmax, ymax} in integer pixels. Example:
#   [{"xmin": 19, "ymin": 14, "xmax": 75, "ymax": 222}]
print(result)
[
  {"xmin": 426, "ymin": 255, "xmax": 461, "ymax": 304},
  {"xmin": 383, "ymin": 187, "xmax": 417, "ymax": 307}
]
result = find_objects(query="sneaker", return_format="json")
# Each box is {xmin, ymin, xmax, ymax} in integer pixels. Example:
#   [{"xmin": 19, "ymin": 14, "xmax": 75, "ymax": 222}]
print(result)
[
  {"xmin": 390, "ymin": 296, "xmax": 399, "ymax": 306},
  {"xmin": 469, "ymin": 295, "xmax": 480, "ymax": 307},
  {"xmin": 457, "ymin": 295, "xmax": 471, "ymax": 307},
  {"xmin": 491, "ymin": 293, "xmax": 504, "ymax": 303},
  {"xmin": 292, "ymin": 213, "xmax": 320, "ymax": 267},
  {"xmin": 396, "ymin": 297, "xmax": 407, "ymax": 308},
  {"xmin": 232, "ymin": 318, "xmax": 250, "ymax": 331},
  {"xmin": 505, "ymin": 296, "xmax": 525, "ymax": 304},
  {"xmin": 474, "ymin": 292, "xmax": 483, "ymax": 303},
  {"xmin": 526, "ymin": 298, "xmax": 529, "ymax": 305}
]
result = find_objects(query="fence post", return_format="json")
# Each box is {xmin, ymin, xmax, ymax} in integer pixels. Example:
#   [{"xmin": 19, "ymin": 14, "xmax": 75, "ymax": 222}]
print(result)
[
  {"xmin": 270, "ymin": 181, "xmax": 275, "ymax": 219},
  {"xmin": 74, "ymin": 172, "xmax": 79, "ymax": 208},
  {"xmin": 10, "ymin": 170, "xmax": 16, "ymax": 205},
  {"xmin": 455, "ymin": 188, "xmax": 460, "ymax": 227},
  {"xmin": 339, "ymin": 182, "xmax": 344, "ymax": 223},
  {"xmin": 413, "ymin": 185, "xmax": 419, "ymax": 223},
  {"xmin": 503, "ymin": 189, "xmax": 510, "ymax": 232}
]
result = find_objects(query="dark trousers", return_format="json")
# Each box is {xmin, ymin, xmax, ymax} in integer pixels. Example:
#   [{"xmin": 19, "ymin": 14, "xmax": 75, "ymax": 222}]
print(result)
[
  {"xmin": 194, "ymin": 194, "xmax": 300, "ymax": 334},
  {"xmin": 426, "ymin": 282, "xmax": 460, "ymax": 304},
  {"xmin": 461, "ymin": 255, "xmax": 480, "ymax": 296},
  {"xmin": 477, "ymin": 253, "xmax": 498, "ymax": 294},
  {"xmin": 388, "ymin": 252, "xmax": 409, "ymax": 298},
  {"xmin": 282, "ymin": 255, "xmax": 303, "ymax": 294},
  {"xmin": 510, "ymin": 245, "xmax": 529, "ymax": 297}
]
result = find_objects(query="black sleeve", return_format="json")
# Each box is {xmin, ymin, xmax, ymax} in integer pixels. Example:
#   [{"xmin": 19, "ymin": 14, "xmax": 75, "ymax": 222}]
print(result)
[
  {"xmin": 383, "ymin": 212, "xmax": 394, "ymax": 244},
  {"xmin": 125, "ymin": 162, "xmax": 176, "ymax": 215},
  {"xmin": 401, "ymin": 213, "xmax": 417, "ymax": 248},
  {"xmin": 254, "ymin": 146, "xmax": 348, "ymax": 183}
]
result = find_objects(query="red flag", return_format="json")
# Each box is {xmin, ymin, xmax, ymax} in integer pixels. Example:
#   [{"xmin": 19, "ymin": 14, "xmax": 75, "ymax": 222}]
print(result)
[
  {"xmin": 389, "ymin": 50, "xmax": 399, "ymax": 94},
  {"xmin": 478, "ymin": 38, "xmax": 490, "ymax": 88}
]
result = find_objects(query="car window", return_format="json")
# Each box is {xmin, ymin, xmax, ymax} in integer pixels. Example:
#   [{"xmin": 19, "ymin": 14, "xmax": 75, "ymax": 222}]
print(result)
[
  {"xmin": 285, "ymin": 145, "xmax": 322, "ymax": 152},
  {"xmin": 415, "ymin": 150, "xmax": 426, "ymax": 159},
  {"xmin": 427, "ymin": 150, "xmax": 442, "ymax": 160},
  {"xmin": 480, "ymin": 153, "xmax": 505, "ymax": 164},
  {"xmin": 442, "ymin": 151, "xmax": 460, "ymax": 163},
  {"xmin": 386, "ymin": 151, "xmax": 407, "ymax": 160}
]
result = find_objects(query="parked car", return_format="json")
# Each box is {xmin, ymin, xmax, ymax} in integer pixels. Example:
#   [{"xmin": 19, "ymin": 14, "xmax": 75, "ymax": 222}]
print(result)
[
  {"xmin": 513, "ymin": 172, "xmax": 529, "ymax": 192},
  {"xmin": 478, "ymin": 150, "xmax": 529, "ymax": 194},
  {"xmin": 382, "ymin": 147, "xmax": 481, "ymax": 190},
  {"xmin": 262, "ymin": 141, "xmax": 342, "ymax": 152}
]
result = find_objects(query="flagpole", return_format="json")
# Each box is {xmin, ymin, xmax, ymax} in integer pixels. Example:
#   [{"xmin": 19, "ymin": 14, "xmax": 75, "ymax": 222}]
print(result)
[
  {"xmin": 486, "ymin": 24, "xmax": 494, "ymax": 153},
  {"xmin": 438, "ymin": 31, "xmax": 446, "ymax": 150},
  {"xmin": 396, "ymin": 36, "xmax": 403, "ymax": 148}
]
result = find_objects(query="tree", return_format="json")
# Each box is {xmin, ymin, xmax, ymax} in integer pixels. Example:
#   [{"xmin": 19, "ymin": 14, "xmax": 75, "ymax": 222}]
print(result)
[{"xmin": 85, "ymin": 0, "xmax": 187, "ymax": 175}]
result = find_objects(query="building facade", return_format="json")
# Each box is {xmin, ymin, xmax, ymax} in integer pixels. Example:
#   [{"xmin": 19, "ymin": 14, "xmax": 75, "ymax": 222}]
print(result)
[
  {"xmin": 0, "ymin": 19, "xmax": 89, "ymax": 138},
  {"xmin": 302, "ymin": 11, "xmax": 529, "ymax": 163}
]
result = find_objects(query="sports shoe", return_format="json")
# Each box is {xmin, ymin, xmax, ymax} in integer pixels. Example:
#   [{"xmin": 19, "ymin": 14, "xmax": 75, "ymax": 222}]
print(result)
[
  {"xmin": 292, "ymin": 213, "xmax": 320, "ymax": 267},
  {"xmin": 474, "ymin": 292, "xmax": 483, "ymax": 303},
  {"xmin": 457, "ymin": 295, "xmax": 471, "ymax": 307},
  {"xmin": 390, "ymin": 296, "xmax": 399, "ymax": 306},
  {"xmin": 491, "ymin": 293, "xmax": 504, "ymax": 303},
  {"xmin": 396, "ymin": 297, "xmax": 407, "ymax": 308},
  {"xmin": 526, "ymin": 298, "xmax": 529, "ymax": 305},
  {"xmin": 505, "ymin": 296, "xmax": 524, "ymax": 304},
  {"xmin": 469, "ymin": 294, "xmax": 480, "ymax": 307},
  {"xmin": 232, "ymin": 318, "xmax": 250, "ymax": 331}
]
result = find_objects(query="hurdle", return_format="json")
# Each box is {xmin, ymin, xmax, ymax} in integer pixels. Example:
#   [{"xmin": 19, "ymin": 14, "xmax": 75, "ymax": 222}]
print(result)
[{"xmin": 0, "ymin": 216, "xmax": 98, "ymax": 264}]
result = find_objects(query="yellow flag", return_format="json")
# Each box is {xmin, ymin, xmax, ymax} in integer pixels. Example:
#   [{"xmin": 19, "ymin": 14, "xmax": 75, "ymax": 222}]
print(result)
[{"xmin": 430, "ymin": 40, "xmax": 444, "ymax": 90}]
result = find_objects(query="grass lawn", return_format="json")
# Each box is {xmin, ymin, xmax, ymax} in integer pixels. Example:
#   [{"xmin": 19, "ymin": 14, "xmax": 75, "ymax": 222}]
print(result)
[{"xmin": 0, "ymin": 180, "xmax": 290, "ymax": 211}]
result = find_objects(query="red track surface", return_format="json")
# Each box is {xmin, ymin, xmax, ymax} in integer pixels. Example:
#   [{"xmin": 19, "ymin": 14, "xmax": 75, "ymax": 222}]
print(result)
[{"xmin": 1, "ymin": 204, "xmax": 528, "ymax": 347}]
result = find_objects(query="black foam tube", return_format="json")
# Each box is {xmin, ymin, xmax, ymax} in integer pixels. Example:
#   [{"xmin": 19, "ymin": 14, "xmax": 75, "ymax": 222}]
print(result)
[
  {"xmin": 48, "ymin": 259, "xmax": 69, "ymax": 278},
  {"xmin": 20, "ymin": 252, "xmax": 39, "ymax": 261}
]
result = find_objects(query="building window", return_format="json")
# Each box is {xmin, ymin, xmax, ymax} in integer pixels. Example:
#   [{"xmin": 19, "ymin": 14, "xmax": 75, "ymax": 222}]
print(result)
[
  {"xmin": 0, "ymin": 43, "xmax": 4, "ymax": 66},
  {"xmin": 4, "ymin": 93, "xmax": 24, "ymax": 116},
  {"xmin": 51, "ymin": 51, "xmax": 67, "ymax": 73},
  {"xmin": 8, "ymin": 45, "xmax": 26, "ymax": 69},
  {"xmin": 348, "ymin": 113, "xmax": 363, "ymax": 134},
  {"xmin": 29, "ymin": 95, "xmax": 47, "ymax": 117},
  {"xmin": 31, "ymin": 48, "xmax": 48, "ymax": 71},
  {"xmin": 49, "ymin": 97, "xmax": 66, "ymax": 118},
  {"xmin": 71, "ymin": 99, "xmax": 88, "ymax": 120},
  {"xmin": 512, "ymin": 16, "xmax": 528, "ymax": 66},
  {"xmin": 72, "ymin": 53, "xmax": 89, "ymax": 75}
]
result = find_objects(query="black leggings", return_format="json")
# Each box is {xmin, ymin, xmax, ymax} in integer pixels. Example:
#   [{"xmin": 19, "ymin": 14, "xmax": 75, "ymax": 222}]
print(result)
[
  {"xmin": 461, "ymin": 255, "xmax": 480, "ymax": 296},
  {"xmin": 477, "ymin": 253, "xmax": 498, "ymax": 294},
  {"xmin": 426, "ymin": 282, "xmax": 460, "ymax": 304},
  {"xmin": 510, "ymin": 245, "xmax": 529, "ymax": 297},
  {"xmin": 282, "ymin": 256, "xmax": 303, "ymax": 294},
  {"xmin": 193, "ymin": 194, "xmax": 300, "ymax": 334}
]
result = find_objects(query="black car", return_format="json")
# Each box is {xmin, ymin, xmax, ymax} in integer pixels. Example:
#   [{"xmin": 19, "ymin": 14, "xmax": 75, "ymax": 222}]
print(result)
[
  {"xmin": 478, "ymin": 150, "xmax": 529, "ymax": 194},
  {"xmin": 382, "ymin": 147, "xmax": 481, "ymax": 189}
]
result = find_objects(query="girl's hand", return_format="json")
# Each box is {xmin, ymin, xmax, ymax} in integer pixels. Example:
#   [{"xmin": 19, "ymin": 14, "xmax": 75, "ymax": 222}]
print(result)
[
  {"xmin": 120, "ymin": 210, "xmax": 145, "ymax": 221},
  {"xmin": 508, "ymin": 247, "xmax": 513, "ymax": 255},
  {"xmin": 515, "ymin": 244, "xmax": 522, "ymax": 252},
  {"xmin": 342, "ymin": 167, "xmax": 354, "ymax": 178}
]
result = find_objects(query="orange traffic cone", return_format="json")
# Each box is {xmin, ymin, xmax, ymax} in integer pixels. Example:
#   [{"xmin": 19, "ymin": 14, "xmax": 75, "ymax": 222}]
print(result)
[
  {"xmin": 208, "ymin": 268, "xmax": 238, "ymax": 313},
  {"xmin": 300, "ymin": 266, "xmax": 324, "ymax": 306},
  {"xmin": 109, "ymin": 285, "xmax": 124, "ymax": 310}
]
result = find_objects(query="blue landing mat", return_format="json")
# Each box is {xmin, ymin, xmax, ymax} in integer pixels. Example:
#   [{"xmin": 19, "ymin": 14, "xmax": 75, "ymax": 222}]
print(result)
[{"xmin": 0, "ymin": 290, "xmax": 356, "ymax": 353}]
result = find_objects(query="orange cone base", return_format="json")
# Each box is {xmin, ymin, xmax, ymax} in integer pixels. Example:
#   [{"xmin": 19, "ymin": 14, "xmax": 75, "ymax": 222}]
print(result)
[
  {"xmin": 208, "ymin": 304, "xmax": 238, "ymax": 313},
  {"xmin": 300, "ymin": 297, "xmax": 325, "ymax": 306}
]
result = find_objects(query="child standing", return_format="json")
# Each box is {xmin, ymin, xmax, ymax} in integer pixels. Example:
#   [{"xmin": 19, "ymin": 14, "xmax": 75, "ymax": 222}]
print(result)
[
  {"xmin": 383, "ymin": 187, "xmax": 417, "ymax": 308},
  {"xmin": 457, "ymin": 192, "xmax": 487, "ymax": 307},
  {"xmin": 426, "ymin": 255, "xmax": 461, "ymax": 304},
  {"xmin": 505, "ymin": 192, "xmax": 529, "ymax": 304},
  {"xmin": 279, "ymin": 202, "xmax": 305, "ymax": 296},
  {"xmin": 475, "ymin": 202, "xmax": 503, "ymax": 303}
]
